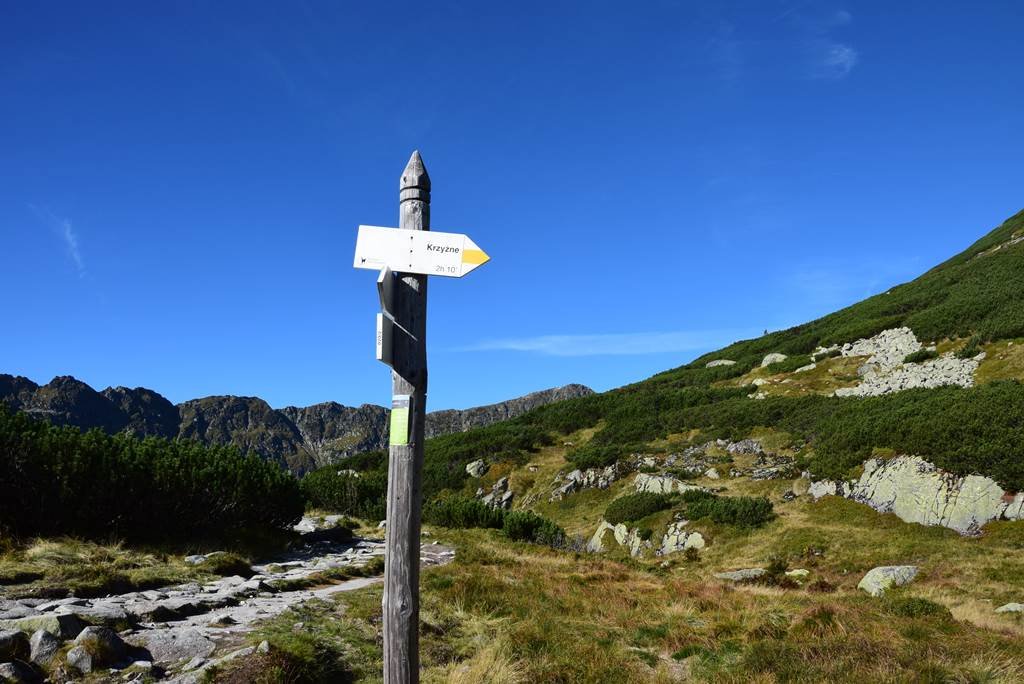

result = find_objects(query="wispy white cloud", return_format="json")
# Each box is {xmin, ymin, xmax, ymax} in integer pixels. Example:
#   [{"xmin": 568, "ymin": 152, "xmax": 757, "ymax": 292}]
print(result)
[
  {"xmin": 810, "ymin": 40, "xmax": 858, "ymax": 79},
  {"xmin": 29, "ymin": 204, "xmax": 85, "ymax": 276},
  {"xmin": 456, "ymin": 329, "xmax": 760, "ymax": 357}
]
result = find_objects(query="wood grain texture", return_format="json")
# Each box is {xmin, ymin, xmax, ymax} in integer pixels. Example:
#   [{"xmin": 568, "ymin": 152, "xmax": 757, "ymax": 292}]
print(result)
[{"xmin": 383, "ymin": 151, "xmax": 430, "ymax": 684}]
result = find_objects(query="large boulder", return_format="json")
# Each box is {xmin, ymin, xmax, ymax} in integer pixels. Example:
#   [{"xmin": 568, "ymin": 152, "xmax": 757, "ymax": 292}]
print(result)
[
  {"xmin": 73, "ymin": 626, "xmax": 127, "ymax": 667},
  {"xmin": 857, "ymin": 565, "xmax": 919, "ymax": 596},
  {"xmin": 0, "ymin": 614, "xmax": 85, "ymax": 640},
  {"xmin": 465, "ymin": 459, "xmax": 487, "ymax": 478},
  {"xmin": 28, "ymin": 629, "xmax": 60, "ymax": 666},
  {"xmin": 761, "ymin": 353, "xmax": 788, "ymax": 367},
  {"xmin": 705, "ymin": 359, "xmax": 736, "ymax": 368},
  {"xmin": 129, "ymin": 628, "xmax": 216, "ymax": 666}
]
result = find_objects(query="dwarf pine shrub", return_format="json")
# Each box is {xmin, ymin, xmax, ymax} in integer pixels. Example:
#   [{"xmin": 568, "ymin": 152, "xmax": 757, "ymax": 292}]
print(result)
[{"xmin": 0, "ymin": 406, "xmax": 304, "ymax": 542}]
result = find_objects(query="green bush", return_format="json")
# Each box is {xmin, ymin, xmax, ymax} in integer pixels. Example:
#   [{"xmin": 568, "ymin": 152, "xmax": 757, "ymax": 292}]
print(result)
[
  {"xmin": 0, "ymin": 406, "xmax": 304, "ymax": 542},
  {"xmin": 300, "ymin": 467, "xmax": 387, "ymax": 521},
  {"xmin": 566, "ymin": 444, "xmax": 624, "ymax": 470},
  {"xmin": 903, "ymin": 349, "xmax": 938, "ymax": 364},
  {"xmin": 680, "ymin": 491, "xmax": 774, "ymax": 527},
  {"xmin": 502, "ymin": 510, "xmax": 566, "ymax": 546},
  {"xmin": 423, "ymin": 496, "xmax": 505, "ymax": 530},
  {"xmin": 883, "ymin": 595, "xmax": 952, "ymax": 619},
  {"xmin": 604, "ymin": 493, "xmax": 672, "ymax": 525}
]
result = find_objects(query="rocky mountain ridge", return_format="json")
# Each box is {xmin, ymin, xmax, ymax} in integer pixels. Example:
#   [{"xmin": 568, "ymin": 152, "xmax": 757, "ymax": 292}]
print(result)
[{"xmin": 0, "ymin": 374, "xmax": 592, "ymax": 474}]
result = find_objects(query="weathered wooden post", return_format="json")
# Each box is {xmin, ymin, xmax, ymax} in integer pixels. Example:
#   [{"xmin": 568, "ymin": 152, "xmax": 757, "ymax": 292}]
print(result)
[
  {"xmin": 352, "ymin": 151, "xmax": 489, "ymax": 683},
  {"xmin": 383, "ymin": 151, "xmax": 430, "ymax": 683}
]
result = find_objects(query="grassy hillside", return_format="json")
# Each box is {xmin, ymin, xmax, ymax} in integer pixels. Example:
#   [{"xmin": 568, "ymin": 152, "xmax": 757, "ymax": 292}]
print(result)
[{"xmin": 257, "ymin": 210, "xmax": 1024, "ymax": 683}]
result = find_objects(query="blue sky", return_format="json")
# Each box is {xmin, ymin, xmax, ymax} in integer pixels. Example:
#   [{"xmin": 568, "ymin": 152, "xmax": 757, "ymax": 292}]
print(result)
[{"xmin": 2, "ymin": 1, "xmax": 1022, "ymax": 411}]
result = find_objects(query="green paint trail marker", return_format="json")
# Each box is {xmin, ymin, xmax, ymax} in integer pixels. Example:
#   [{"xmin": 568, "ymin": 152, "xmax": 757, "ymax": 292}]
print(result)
[{"xmin": 390, "ymin": 394, "xmax": 411, "ymax": 446}]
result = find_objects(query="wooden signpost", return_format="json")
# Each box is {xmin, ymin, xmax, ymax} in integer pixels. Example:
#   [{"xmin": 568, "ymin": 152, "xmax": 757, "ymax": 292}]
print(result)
[{"xmin": 355, "ymin": 151, "xmax": 489, "ymax": 683}]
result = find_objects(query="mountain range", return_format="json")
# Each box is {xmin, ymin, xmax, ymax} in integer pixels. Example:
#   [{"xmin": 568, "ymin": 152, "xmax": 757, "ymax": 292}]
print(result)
[{"xmin": 0, "ymin": 374, "xmax": 592, "ymax": 474}]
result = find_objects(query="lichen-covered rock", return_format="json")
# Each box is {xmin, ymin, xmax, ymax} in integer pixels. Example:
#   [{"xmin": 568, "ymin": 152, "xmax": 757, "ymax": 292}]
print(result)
[
  {"xmin": 465, "ymin": 459, "xmax": 487, "ymax": 478},
  {"xmin": 634, "ymin": 473, "xmax": 704, "ymax": 495},
  {"xmin": 810, "ymin": 455, "xmax": 1017, "ymax": 535},
  {"xmin": 714, "ymin": 568, "xmax": 766, "ymax": 582},
  {"xmin": 858, "ymin": 565, "xmax": 918, "ymax": 596}
]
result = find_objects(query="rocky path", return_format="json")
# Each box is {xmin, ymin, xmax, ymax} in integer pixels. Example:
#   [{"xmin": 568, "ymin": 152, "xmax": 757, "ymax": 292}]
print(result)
[{"xmin": 0, "ymin": 519, "xmax": 454, "ymax": 682}]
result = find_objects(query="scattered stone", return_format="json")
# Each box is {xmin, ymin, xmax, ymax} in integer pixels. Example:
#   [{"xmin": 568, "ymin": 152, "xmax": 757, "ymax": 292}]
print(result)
[
  {"xmin": 703, "ymin": 468, "xmax": 720, "ymax": 480},
  {"xmin": 857, "ymin": 565, "xmax": 919, "ymax": 597},
  {"xmin": 726, "ymin": 439, "xmax": 763, "ymax": 455},
  {"xmin": 74, "ymin": 626, "xmax": 128, "ymax": 666},
  {"xmin": 29, "ymin": 629, "xmax": 60, "ymax": 666},
  {"xmin": 705, "ymin": 359, "xmax": 736, "ymax": 368},
  {"xmin": 761, "ymin": 353, "xmax": 788, "ymax": 367},
  {"xmin": 995, "ymin": 603, "xmax": 1024, "ymax": 613},
  {"xmin": 714, "ymin": 568, "xmax": 766, "ymax": 582},
  {"xmin": 781, "ymin": 490, "xmax": 797, "ymax": 502},
  {"xmin": 67, "ymin": 645, "xmax": 94, "ymax": 674},
  {"xmin": 795, "ymin": 362, "xmax": 817, "ymax": 373},
  {"xmin": 377, "ymin": 520, "xmax": 387, "ymax": 528},
  {"xmin": 785, "ymin": 569, "xmax": 810, "ymax": 578},
  {"xmin": 257, "ymin": 640, "xmax": 270, "ymax": 654},
  {"xmin": 0, "ymin": 629, "xmax": 30, "ymax": 661},
  {"xmin": 465, "ymin": 459, "xmax": 487, "ymax": 478}
]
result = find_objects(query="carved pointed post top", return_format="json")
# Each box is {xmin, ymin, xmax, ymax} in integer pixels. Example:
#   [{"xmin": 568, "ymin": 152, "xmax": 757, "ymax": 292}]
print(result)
[{"xmin": 400, "ymin": 150, "xmax": 431, "ymax": 203}]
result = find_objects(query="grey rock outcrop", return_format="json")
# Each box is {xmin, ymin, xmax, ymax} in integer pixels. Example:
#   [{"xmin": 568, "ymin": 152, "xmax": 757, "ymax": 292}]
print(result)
[
  {"xmin": 858, "ymin": 565, "xmax": 918, "ymax": 596},
  {"xmin": 808, "ymin": 455, "xmax": 1024, "ymax": 535},
  {"xmin": 587, "ymin": 521, "xmax": 652, "ymax": 557},
  {"xmin": 634, "ymin": 473, "xmax": 704, "ymax": 495},
  {"xmin": 761, "ymin": 353, "xmax": 788, "ymax": 367},
  {"xmin": 831, "ymin": 327, "xmax": 980, "ymax": 397},
  {"xmin": 705, "ymin": 359, "xmax": 736, "ymax": 368},
  {"xmin": 658, "ymin": 522, "xmax": 705, "ymax": 556}
]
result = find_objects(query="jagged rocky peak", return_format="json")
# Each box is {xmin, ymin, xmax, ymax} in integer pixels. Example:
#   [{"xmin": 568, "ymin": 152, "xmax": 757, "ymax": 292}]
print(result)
[
  {"xmin": 426, "ymin": 384, "xmax": 594, "ymax": 438},
  {"xmin": 102, "ymin": 385, "xmax": 180, "ymax": 439},
  {"xmin": 0, "ymin": 373, "xmax": 593, "ymax": 475},
  {"xmin": 177, "ymin": 395, "xmax": 303, "ymax": 471},
  {"xmin": 10, "ymin": 375, "xmax": 128, "ymax": 433},
  {"xmin": 279, "ymin": 402, "xmax": 389, "ymax": 466}
]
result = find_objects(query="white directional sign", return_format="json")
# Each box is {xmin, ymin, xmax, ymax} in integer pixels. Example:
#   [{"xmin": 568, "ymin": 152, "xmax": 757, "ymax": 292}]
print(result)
[{"xmin": 354, "ymin": 225, "xmax": 490, "ymax": 278}]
